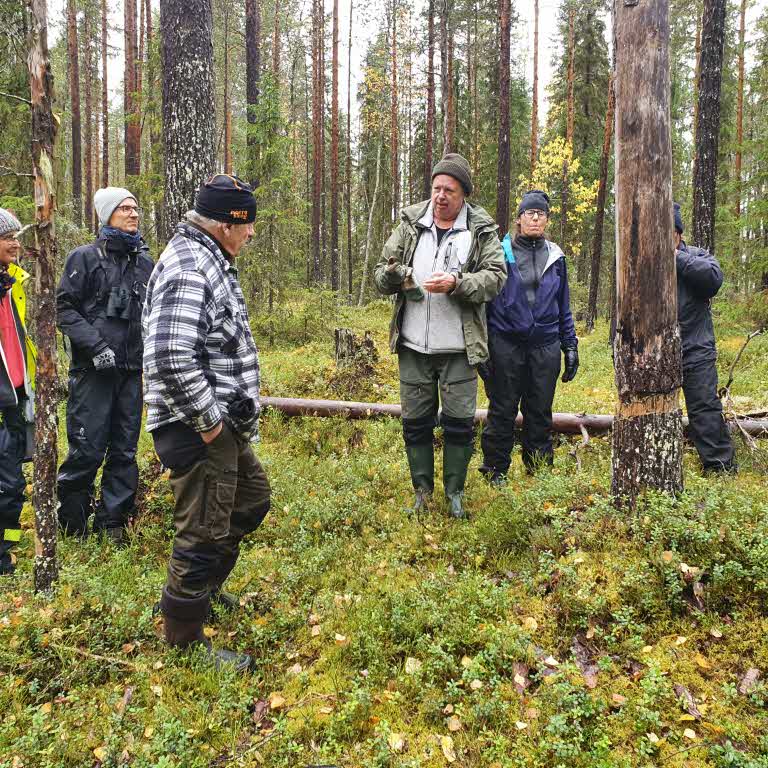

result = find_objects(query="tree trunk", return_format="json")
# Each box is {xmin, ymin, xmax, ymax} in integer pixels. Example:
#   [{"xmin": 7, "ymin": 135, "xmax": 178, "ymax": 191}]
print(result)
[
  {"xmin": 67, "ymin": 0, "xmax": 82, "ymax": 226},
  {"xmin": 734, "ymin": 0, "xmax": 746, "ymax": 218},
  {"xmin": 585, "ymin": 73, "xmax": 614, "ymax": 333},
  {"xmin": 692, "ymin": 8, "xmax": 702, "ymax": 154},
  {"xmin": 28, "ymin": 0, "xmax": 60, "ymax": 594},
  {"xmin": 424, "ymin": 0, "xmax": 435, "ymax": 196},
  {"xmin": 101, "ymin": 0, "xmax": 109, "ymax": 187},
  {"xmin": 495, "ymin": 0, "xmax": 511, "ymax": 235},
  {"xmin": 245, "ymin": 0, "xmax": 261, "ymax": 188},
  {"xmin": 439, "ymin": 0, "xmax": 453, "ymax": 154},
  {"xmin": 358, "ymin": 143, "xmax": 382, "ymax": 306},
  {"xmin": 330, "ymin": 0, "xmax": 340, "ymax": 289},
  {"xmin": 223, "ymin": 4, "xmax": 232, "ymax": 174},
  {"xmin": 83, "ymin": 6, "xmax": 94, "ymax": 230},
  {"xmin": 390, "ymin": 1, "xmax": 399, "ymax": 222},
  {"xmin": 124, "ymin": 0, "xmax": 140, "ymax": 178},
  {"xmin": 159, "ymin": 0, "xmax": 216, "ymax": 242},
  {"xmin": 530, "ymin": 0, "xmax": 539, "ymax": 178},
  {"xmin": 692, "ymin": 0, "xmax": 726, "ymax": 254},
  {"xmin": 346, "ymin": 0, "xmax": 353, "ymax": 299},
  {"xmin": 566, "ymin": 4, "xmax": 575, "ymax": 145},
  {"xmin": 612, "ymin": 0, "xmax": 683, "ymax": 506},
  {"xmin": 311, "ymin": 0, "xmax": 323, "ymax": 283},
  {"xmin": 271, "ymin": 2, "xmax": 280, "ymax": 76}
]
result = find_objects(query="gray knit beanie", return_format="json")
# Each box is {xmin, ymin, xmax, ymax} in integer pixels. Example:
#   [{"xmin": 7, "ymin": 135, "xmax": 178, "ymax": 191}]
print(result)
[
  {"xmin": 0, "ymin": 208, "xmax": 22, "ymax": 237},
  {"xmin": 431, "ymin": 153, "xmax": 473, "ymax": 195},
  {"xmin": 94, "ymin": 187, "xmax": 137, "ymax": 227}
]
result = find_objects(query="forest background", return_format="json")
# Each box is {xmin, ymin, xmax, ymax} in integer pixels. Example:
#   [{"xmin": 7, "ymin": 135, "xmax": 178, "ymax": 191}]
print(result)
[{"xmin": 3, "ymin": 0, "xmax": 768, "ymax": 766}]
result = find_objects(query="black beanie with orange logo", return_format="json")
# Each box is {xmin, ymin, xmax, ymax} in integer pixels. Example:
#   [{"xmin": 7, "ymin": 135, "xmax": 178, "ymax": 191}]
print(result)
[{"xmin": 194, "ymin": 174, "xmax": 257, "ymax": 224}]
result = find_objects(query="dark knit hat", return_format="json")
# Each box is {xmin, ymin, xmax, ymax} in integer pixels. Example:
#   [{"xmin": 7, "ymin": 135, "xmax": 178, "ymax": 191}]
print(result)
[
  {"xmin": 195, "ymin": 174, "xmax": 257, "ymax": 224},
  {"xmin": 518, "ymin": 189, "xmax": 550, "ymax": 216},
  {"xmin": 431, "ymin": 153, "xmax": 473, "ymax": 195},
  {"xmin": 673, "ymin": 202, "xmax": 684, "ymax": 234}
]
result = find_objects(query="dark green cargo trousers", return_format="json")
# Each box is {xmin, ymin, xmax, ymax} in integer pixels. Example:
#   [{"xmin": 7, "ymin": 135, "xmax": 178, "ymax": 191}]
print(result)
[{"xmin": 153, "ymin": 420, "xmax": 271, "ymax": 601}]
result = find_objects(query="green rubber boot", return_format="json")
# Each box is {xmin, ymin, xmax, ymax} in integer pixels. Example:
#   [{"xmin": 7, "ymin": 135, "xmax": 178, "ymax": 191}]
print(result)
[
  {"xmin": 405, "ymin": 443, "xmax": 434, "ymax": 514},
  {"xmin": 443, "ymin": 443, "xmax": 474, "ymax": 520}
]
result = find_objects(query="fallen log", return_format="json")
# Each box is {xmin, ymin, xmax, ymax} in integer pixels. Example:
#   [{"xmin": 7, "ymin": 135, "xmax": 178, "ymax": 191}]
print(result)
[{"xmin": 259, "ymin": 396, "xmax": 768, "ymax": 438}]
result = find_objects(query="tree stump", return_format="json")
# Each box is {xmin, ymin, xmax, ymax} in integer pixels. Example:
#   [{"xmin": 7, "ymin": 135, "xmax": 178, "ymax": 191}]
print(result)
[{"xmin": 334, "ymin": 328, "xmax": 378, "ymax": 372}]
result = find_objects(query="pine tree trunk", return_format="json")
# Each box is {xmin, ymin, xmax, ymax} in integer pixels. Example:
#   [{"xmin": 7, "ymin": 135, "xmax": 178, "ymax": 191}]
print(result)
[
  {"xmin": 28, "ymin": 0, "xmax": 60, "ymax": 594},
  {"xmin": 734, "ymin": 0, "xmax": 746, "ymax": 218},
  {"xmin": 692, "ymin": 0, "xmax": 726, "ymax": 254},
  {"xmin": 612, "ymin": 0, "xmax": 683, "ymax": 506},
  {"xmin": 311, "ymin": 0, "xmax": 323, "ymax": 283},
  {"xmin": 330, "ymin": 0, "xmax": 340, "ymax": 290},
  {"xmin": 246, "ymin": 0, "xmax": 261, "ymax": 188},
  {"xmin": 223, "ymin": 4, "xmax": 232, "ymax": 174},
  {"xmin": 346, "ymin": 0, "xmax": 353, "ymax": 299},
  {"xmin": 124, "ymin": 0, "xmax": 140, "ymax": 178},
  {"xmin": 439, "ymin": 0, "xmax": 452, "ymax": 154},
  {"xmin": 566, "ymin": 5, "xmax": 575, "ymax": 145},
  {"xmin": 272, "ymin": 2, "xmax": 280, "ymax": 77},
  {"xmin": 585, "ymin": 73, "xmax": 614, "ymax": 333},
  {"xmin": 495, "ymin": 0, "xmax": 511, "ymax": 235},
  {"xmin": 424, "ymin": 0, "xmax": 435, "ymax": 196},
  {"xmin": 693, "ymin": 9, "xmax": 702, "ymax": 153},
  {"xmin": 101, "ymin": 0, "xmax": 109, "ymax": 187},
  {"xmin": 358, "ymin": 143, "xmax": 382, "ymax": 306},
  {"xmin": 530, "ymin": 0, "xmax": 539, "ymax": 178},
  {"xmin": 159, "ymin": 0, "xmax": 216, "ymax": 241},
  {"xmin": 67, "ymin": 0, "xmax": 82, "ymax": 226},
  {"xmin": 390, "ymin": 1, "xmax": 399, "ymax": 222},
  {"xmin": 83, "ymin": 6, "xmax": 94, "ymax": 230}
]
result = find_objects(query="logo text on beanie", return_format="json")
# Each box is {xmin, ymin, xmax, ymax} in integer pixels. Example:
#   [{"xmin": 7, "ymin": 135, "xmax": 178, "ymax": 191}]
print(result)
[{"xmin": 230, "ymin": 210, "xmax": 249, "ymax": 220}]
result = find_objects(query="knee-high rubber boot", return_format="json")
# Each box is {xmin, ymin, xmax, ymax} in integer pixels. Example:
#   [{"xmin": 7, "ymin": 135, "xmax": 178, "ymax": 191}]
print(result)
[
  {"xmin": 160, "ymin": 588, "xmax": 251, "ymax": 672},
  {"xmin": 443, "ymin": 443, "xmax": 474, "ymax": 520},
  {"xmin": 405, "ymin": 443, "xmax": 434, "ymax": 514}
]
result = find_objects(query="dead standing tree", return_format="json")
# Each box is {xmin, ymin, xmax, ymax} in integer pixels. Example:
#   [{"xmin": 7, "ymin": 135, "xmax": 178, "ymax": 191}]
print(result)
[
  {"xmin": 66, "ymin": 0, "xmax": 82, "ymax": 226},
  {"xmin": 611, "ymin": 0, "xmax": 683, "ymax": 504},
  {"xmin": 159, "ymin": 0, "xmax": 216, "ymax": 242},
  {"xmin": 28, "ymin": 0, "xmax": 60, "ymax": 593}
]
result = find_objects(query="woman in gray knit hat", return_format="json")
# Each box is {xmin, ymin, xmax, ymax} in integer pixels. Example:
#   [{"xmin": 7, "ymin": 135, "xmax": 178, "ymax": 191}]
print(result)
[{"xmin": 374, "ymin": 154, "xmax": 507, "ymax": 519}]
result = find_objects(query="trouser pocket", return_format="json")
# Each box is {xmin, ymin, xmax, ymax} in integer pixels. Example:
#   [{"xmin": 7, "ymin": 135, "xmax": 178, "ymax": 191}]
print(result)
[{"xmin": 203, "ymin": 476, "xmax": 236, "ymax": 540}]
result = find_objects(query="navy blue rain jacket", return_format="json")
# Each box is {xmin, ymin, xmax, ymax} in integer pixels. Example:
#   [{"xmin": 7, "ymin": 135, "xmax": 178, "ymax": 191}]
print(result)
[{"xmin": 486, "ymin": 233, "xmax": 577, "ymax": 349}]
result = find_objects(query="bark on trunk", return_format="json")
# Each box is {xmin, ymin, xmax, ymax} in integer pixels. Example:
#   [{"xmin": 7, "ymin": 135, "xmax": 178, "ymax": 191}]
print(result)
[
  {"xmin": 223, "ymin": 5, "xmax": 232, "ymax": 174},
  {"xmin": 530, "ymin": 0, "xmax": 539, "ymax": 177},
  {"xmin": 67, "ymin": 0, "xmax": 82, "ymax": 226},
  {"xmin": 495, "ymin": 0, "xmax": 511, "ymax": 235},
  {"xmin": 346, "ymin": 0, "xmax": 353, "ymax": 299},
  {"xmin": 734, "ymin": 0, "xmax": 746, "ymax": 218},
  {"xmin": 424, "ymin": 0, "xmax": 435, "ymax": 197},
  {"xmin": 330, "ymin": 0, "xmax": 340, "ymax": 289},
  {"xmin": 246, "ymin": 0, "xmax": 261, "ymax": 188},
  {"xmin": 439, "ymin": 0, "xmax": 452, "ymax": 154},
  {"xmin": 612, "ymin": 0, "xmax": 683, "ymax": 505},
  {"xmin": 101, "ymin": 0, "xmax": 109, "ymax": 187},
  {"xmin": 271, "ymin": 2, "xmax": 281, "ymax": 77},
  {"xmin": 566, "ymin": 4, "xmax": 575, "ymax": 145},
  {"xmin": 692, "ymin": 9, "xmax": 701, "ymax": 154},
  {"xmin": 124, "ymin": 0, "xmax": 140, "ymax": 177},
  {"xmin": 585, "ymin": 74, "xmax": 615, "ymax": 333},
  {"xmin": 311, "ymin": 0, "xmax": 323, "ymax": 283},
  {"xmin": 83, "ymin": 7, "xmax": 94, "ymax": 231},
  {"xmin": 358, "ymin": 142, "xmax": 382, "ymax": 305},
  {"xmin": 159, "ymin": 0, "xmax": 216, "ymax": 242},
  {"xmin": 28, "ymin": 0, "xmax": 60, "ymax": 594},
  {"xmin": 692, "ymin": 0, "xmax": 726, "ymax": 254},
  {"xmin": 390, "ymin": 1, "xmax": 399, "ymax": 222}
]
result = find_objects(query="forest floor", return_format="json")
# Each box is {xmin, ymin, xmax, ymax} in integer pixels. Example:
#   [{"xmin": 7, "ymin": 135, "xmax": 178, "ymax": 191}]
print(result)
[{"xmin": 2, "ymin": 292, "xmax": 768, "ymax": 768}]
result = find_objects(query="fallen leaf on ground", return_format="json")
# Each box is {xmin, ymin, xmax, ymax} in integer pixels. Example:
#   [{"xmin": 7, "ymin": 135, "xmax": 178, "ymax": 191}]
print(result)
[
  {"xmin": 543, "ymin": 656, "xmax": 560, "ymax": 668},
  {"xmin": 203, "ymin": 627, "xmax": 217, "ymax": 638},
  {"xmin": 405, "ymin": 657, "xmax": 422, "ymax": 674},
  {"xmin": 523, "ymin": 616, "xmax": 538, "ymax": 632},
  {"xmin": 515, "ymin": 721, "xmax": 528, "ymax": 730},
  {"xmin": 611, "ymin": 693, "xmax": 627, "ymax": 707},
  {"xmin": 334, "ymin": 633, "xmax": 349, "ymax": 646},
  {"xmin": 694, "ymin": 653, "xmax": 711, "ymax": 671},
  {"xmin": 93, "ymin": 747, "xmax": 107, "ymax": 761},
  {"xmin": 675, "ymin": 636, "xmax": 688, "ymax": 646},
  {"xmin": 443, "ymin": 703, "xmax": 454, "ymax": 714},
  {"xmin": 447, "ymin": 715, "xmax": 462, "ymax": 732},
  {"xmin": 674, "ymin": 684, "xmax": 702, "ymax": 719},
  {"xmin": 683, "ymin": 728, "xmax": 697, "ymax": 740},
  {"xmin": 311, "ymin": 624, "xmax": 322, "ymax": 637},
  {"xmin": 572, "ymin": 634, "xmax": 598, "ymax": 689},
  {"xmin": 738, "ymin": 668, "xmax": 761, "ymax": 695},
  {"xmin": 709, "ymin": 628, "xmax": 723, "ymax": 639},
  {"xmin": 647, "ymin": 732, "xmax": 660, "ymax": 744},
  {"xmin": 288, "ymin": 663, "xmax": 303, "ymax": 675},
  {"xmin": 513, "ymin": 662, "xmax": 530, "ymax": 694},
  {"xmin": 461, "ymin": 655, "xmax": 473, "ymax": 668},
  {"xmin": 388, "ymin": 732, "xmax": 405, "ymax": 752},
  {"xmin": 440, "ymin": 735, "xmax": 456, "ymax": 763},
  {"xmin": 470, "ymin": 679, "xmax": 483, "ymax": 690},
  {"xmin": 150, "ymin": 685, "xmax": 162, "ymax": 697},
  {"xmin": 269, "ymin": 693, "xmax": 287, "ymax": 710}
]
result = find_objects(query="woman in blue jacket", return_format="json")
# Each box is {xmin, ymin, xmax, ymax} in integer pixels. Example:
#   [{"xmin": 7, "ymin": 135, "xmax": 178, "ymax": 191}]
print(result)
[{"xmin": 479, "ymin": 190, "xmax": 578, "ymax": 482}]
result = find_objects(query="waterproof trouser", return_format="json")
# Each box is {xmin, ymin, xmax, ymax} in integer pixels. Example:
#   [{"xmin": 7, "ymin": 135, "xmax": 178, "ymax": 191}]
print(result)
[
  {"xmin": 0, "ymin": 398, "xmax": 26, "ymax": 571},
  {"xmin": 152, "ymin": 420, "xmax": 271, "ymax": 602},
  {"xmin": 398, "ymin": 346, "xmax": 477, "ymax": 491},
  {"xmin": 57, "ymin": 368, "xmax": 143, "ymax": 535},
  {"xmin": 682, "ymin": 359, "xmax": 735, "ymax": 471},
  {"xmin": 480, "ymin": 334, "xmax": 561, "ymax": 474}
]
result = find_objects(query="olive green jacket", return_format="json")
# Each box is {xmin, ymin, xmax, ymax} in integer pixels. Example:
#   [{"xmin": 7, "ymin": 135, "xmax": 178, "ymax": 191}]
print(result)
[{"xmin": 373, "ymin": 200, "xmax": 506, "ymax": 366}]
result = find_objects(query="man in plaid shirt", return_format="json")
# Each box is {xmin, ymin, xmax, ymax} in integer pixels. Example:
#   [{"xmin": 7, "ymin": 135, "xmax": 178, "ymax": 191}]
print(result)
[{"xmin": 143, "ymin": 175, "xmax": 270, "ymax": 670}]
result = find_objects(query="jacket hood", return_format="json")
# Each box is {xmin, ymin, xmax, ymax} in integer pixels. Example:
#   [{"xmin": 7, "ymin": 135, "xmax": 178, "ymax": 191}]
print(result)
[
  {"xmin": 400, "ymin": 199, "xmax": 498, "ymax": 234},
  {"xmin": 7, "ymin": 262, "xmax": 30, "ymax": 284}
]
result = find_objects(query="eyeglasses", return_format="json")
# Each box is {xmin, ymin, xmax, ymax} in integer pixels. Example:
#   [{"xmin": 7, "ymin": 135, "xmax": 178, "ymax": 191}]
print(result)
[
  {"xmin": 522, "ymin": 210, "xmax": 547, "ymax": 220},
  {"xmin": 0, "ymin": 233, "xmax": 20, "ymax": 242},
  {"xmin": 115, "ymin": 205, "xmax": 142, "ymax": 216}
]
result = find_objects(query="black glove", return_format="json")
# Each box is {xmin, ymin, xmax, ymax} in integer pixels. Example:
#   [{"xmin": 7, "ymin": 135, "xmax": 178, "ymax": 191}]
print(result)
[
  {"xmin": 562, "ymin": 346, "xmax": 579, "ymax": 383},
  {"xmin": 385, "ymin": 257, "xmax": 407, "ymax": 287},
  {"xmin": 225, "ymin": 388, "xmax": 258, "ymax": 439}
]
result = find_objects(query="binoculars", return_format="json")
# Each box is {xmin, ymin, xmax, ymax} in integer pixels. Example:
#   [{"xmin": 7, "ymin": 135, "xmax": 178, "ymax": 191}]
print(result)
[{"xmin": 106, "ymin": 286, "xmax": 133, "ymax": 320}]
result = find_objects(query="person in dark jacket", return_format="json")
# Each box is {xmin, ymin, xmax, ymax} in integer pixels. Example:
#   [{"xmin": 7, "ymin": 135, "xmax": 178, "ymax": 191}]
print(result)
[
  {"xmin": 56, "ymin": 187, "xmax": 154, "ymax": 543},
  {"xmin": 479, "ymin": 190, "xmax": 579, "ymax": 482},
  {"xmin": 674, "ymin": 203, "xmax": 735, "ymax": 473},
  {"xmin": 0, "ymin": 208, "xmax": 36, "ymax": 574}
]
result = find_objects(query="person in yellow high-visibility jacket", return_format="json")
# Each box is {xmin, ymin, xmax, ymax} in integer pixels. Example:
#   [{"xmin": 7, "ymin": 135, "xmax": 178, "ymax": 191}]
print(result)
[{"xmin": 0, "ymin": 208, "xmax": 36, "ymax": 575}]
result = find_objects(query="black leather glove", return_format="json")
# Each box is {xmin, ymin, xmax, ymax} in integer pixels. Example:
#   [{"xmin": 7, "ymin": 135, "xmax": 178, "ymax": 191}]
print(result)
[
  {"xmin": 225, "ymin": 388, "xmax": 258, "ymax": 439},
  {"xmin": 562, "ymin": 346, "xmax": 579, "ymax": 383}
]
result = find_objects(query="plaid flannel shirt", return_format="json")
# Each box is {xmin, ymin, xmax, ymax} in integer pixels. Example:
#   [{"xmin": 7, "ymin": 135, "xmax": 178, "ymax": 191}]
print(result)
[{"xmin": 142, "ymin": 222, "xmax": 260, "ymax": 437}]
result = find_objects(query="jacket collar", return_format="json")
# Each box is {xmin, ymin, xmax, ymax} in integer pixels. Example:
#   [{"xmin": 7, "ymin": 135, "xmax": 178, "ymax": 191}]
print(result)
[
  {"xmin": 417, "ymin": 201, "xmax": 469, "ymax": 232},
  {"xmin": 401, "ymin": 199, "xmax": 497, "ymax": 236},
  {"xmin": 177, "ymin": 221, "xmax": 236, "ymax": 273},
  {"xmin": 6, "ymin": 262, "xmax": 30, "ymax": 284}
]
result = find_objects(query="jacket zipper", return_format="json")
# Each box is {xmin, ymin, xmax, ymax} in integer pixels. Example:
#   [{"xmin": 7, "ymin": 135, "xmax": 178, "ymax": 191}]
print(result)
[{"xmin": 425, "ymin": 228, "xmax": 455, "ymax": 352}]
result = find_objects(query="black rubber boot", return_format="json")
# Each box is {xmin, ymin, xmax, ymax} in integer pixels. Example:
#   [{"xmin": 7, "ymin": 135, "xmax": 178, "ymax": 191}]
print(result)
[
  {"xmin": 0, "ymin": 542, "xmax": 15, "ymax": 575},
  {"xmin": 104, "ymin": 527, "xmax": 128, "ymax": 548},
  {"xmin": 443, "ymin": 443, "xmax": 474, "ymax": 520},
  {"xmin": 160, "ymin": 588, "xmax": 251, "ymax": 673},
  {"xmin": 405, "ymin": 444, "xmax": 434, "ymax": 514}
]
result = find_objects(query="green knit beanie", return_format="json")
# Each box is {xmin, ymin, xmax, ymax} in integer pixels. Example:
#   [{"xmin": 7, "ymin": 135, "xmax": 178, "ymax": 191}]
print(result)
[{"xmin": 431, "ymin": 153, "xmax": 473, "ymax": 195}]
